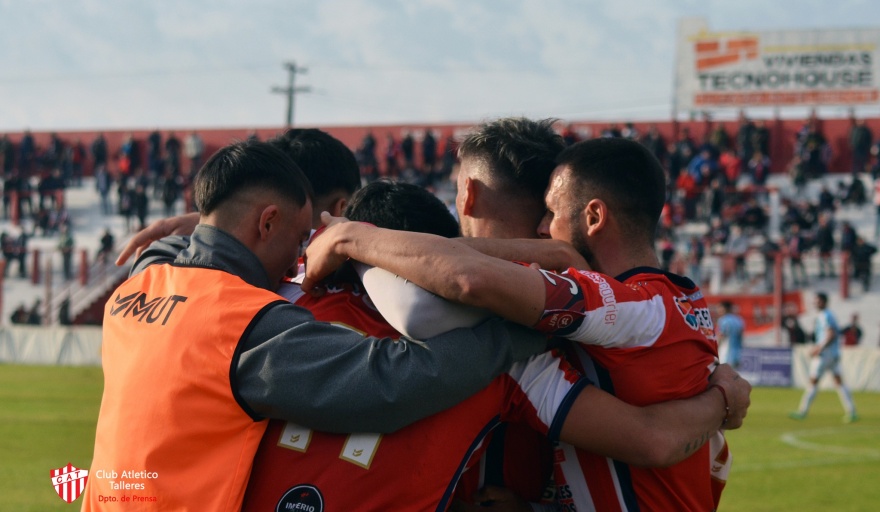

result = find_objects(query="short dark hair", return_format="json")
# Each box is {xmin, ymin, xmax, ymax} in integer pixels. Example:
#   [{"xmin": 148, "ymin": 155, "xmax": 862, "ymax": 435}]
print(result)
[
  {"xmin": 269, "ymin": 128, "xmax": 361, "ymax": 199},
  {"xmin": 556, "ymin": 138, "xmax": 666, "ymax": 244},
  {"xmin": 195, "ymin": 140, "xmax": 312, "ymax": 215},
  {"xmin": 457, "ymin": 117, "xmax": 565, "ymax": 201},
  {"xmin": 816, "ymin": 292, "xmax": 828, "ymax": 304},
  {"xmin": 343, "ymin": 180, "xmax": 459, "ymax": 238}
]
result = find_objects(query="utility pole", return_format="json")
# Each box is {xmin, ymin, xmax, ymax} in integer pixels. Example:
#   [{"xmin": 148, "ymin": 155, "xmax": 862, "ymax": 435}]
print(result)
[{"xmin": 271, "ymin": 61, "xmax": 311, "ymax": 128}]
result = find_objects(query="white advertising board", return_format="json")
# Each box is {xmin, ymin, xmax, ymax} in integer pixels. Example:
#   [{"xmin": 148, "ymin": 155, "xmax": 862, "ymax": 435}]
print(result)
[{"xmin": 675, "ymin": 18, "xmax": 880, "ymax": 112}]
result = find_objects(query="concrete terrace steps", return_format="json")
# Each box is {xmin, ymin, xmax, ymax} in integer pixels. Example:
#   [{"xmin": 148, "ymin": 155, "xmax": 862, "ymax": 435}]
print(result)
[{"xmin": 1, "ymin": 176, "xmax": 174, "ymax": 325}]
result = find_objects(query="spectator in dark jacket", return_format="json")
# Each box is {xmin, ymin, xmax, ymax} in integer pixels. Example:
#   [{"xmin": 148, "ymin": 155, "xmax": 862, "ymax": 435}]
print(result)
[
  {"xmin": 851, "ymin": 236, "xmax": 877, "ymax": 292},
  {"xmin": 91, "ymin": 133, "xmax": 108, "ymax": 170},
  {"xmin": 840, "ymin": 221, "xmax": 857, "ymax": 256},
  {"xmin": 97, "ymin": 228, "xmax": 114, "ymax": 264},
  {"xmin": 849, "ymin": 117, "xmax": 873, "ymax": 175},
  {"xmin": 786, "ymin": 224, "xmax": 809, "ymax": 287},
  {"xmin": 818, "ymin": 186, "xmax": 836, "ymax": 212},
  {"xmin": 814, "ymin": 213, "xmax": 836, "ymax": 278}
]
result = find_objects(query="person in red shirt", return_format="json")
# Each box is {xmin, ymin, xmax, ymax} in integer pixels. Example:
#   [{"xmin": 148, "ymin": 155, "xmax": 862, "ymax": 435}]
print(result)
[{"xmin": 719, "ymin": 147, "xmax": 742, "ymax": 186}]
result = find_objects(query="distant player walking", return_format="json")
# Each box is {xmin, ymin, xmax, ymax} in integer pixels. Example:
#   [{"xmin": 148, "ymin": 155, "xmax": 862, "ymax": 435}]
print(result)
[
  {"xmin": 790, "ymin": 292, "xmax": 858, "ymax": 423},
  {"xmin": 717, "ymin": 301, "xmax": 746, "ymax": 369}
]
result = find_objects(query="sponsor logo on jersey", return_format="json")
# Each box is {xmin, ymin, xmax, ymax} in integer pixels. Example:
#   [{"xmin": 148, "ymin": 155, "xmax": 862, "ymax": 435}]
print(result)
[
  {"xmin": 276, "ymin": 484, "xmax": 324, "ymax": 512},
  {"xmin": 50, "ymin": 462, "xmax": 89, "ymax": 503},
  {"xmin": 675, "ymin": 296, "xmax": 699, "ymax": 329},
  {"xmin": 674, "ymin": 295, "xmax": 716, "ymax": 340},
  {"xmin": 577, "ymin": 271, "xmax": 618, "ymax": 325},
  {"xmin": 109, "ymin": 291, "xmax": 188, "ymax": 326}
]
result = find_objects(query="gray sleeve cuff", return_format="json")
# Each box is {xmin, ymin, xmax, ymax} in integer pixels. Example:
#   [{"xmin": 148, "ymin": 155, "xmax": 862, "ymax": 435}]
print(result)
[{"xmin": 235, "ymin": 305, "xmax": 547, "ymax": 433}]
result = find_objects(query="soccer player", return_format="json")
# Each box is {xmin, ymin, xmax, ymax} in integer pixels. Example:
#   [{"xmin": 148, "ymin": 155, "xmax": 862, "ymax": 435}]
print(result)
[
  {"xmin": 717, "ymin": 300, "xmax": 746, "ymax": 369},
  {"xmin": 303, "ymin": 136, "xmax": 743, "ymax": 511},
  {"xmin": 454, "ymin": 117, "xmax": 562, "ymax": 239},
  {"xmin": 83, "ymin": 141, "xmax": 549, "ymax": 511},
  {"xmin": 114, "ymin": 128, "xmax": 362, "ymax": 264},
  {"xmin": 790, "ymin": 292, "xmax": 858, "ymax": 423},
  {"xmin": 244, "ymin": 180, "xmax": 745, "ymax": 511},
  {"xmin": 270, "ymin": 127, "xmax": 362, "ymax": 227}
]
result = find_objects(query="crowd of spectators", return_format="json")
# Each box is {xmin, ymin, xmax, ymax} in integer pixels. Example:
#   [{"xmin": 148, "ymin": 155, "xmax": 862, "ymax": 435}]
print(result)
[
  {"xmin": 342, "ymin": 114, "xmax": 879, "ymax": 298},
  {"xmin": 568, "ymin": 113, "xmax": 880, "ymax": 296},
  {"xmin": 354, "ymin": 128, "xmax": 457, "ymax": 190},
  {"xmin": 106, "ymin": 130, "xmax": 204, "ymax": 231},
  {"xmin": 0, "ymin": 129, "xmax": 209, "ymax": 287},
  {"xmin": 1, "ymin": 116, "xmax": 879, "ymax": 304}
]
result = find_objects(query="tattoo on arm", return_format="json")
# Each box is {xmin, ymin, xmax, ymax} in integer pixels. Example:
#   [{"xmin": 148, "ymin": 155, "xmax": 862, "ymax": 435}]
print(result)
[{"xmin": 684, "ymin": 431, "xmax": 714, "ymax": 455}]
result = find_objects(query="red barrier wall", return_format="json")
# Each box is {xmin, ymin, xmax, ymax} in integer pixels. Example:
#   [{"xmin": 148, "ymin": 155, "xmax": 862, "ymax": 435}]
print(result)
[{"xmin": 2, "ymin": 115, "xmax": 878, "ymax": 176}]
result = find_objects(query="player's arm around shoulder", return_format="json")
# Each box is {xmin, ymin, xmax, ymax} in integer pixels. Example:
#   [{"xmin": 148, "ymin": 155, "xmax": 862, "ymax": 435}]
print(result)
[
  {"xmin": 234, "ymin": 299, "xmax": 548, "ymax": 433},
  {"xmin": 303, "ymin": 219, "xmax": 549, "ymax": 327},
  {"xmin": 458, "ymin": 237, "xmax": 589, "ymax": 272},
  {"xmin": 128, "ymin": 234, "xmax": 191, "ymax": 277},
  {"xmin": 557, "ymin": 363, "xmax": 750, "ymax": 467},
  {"xmin": 116, "ymin": 212, "xmax": 200, "ymax": 266}
]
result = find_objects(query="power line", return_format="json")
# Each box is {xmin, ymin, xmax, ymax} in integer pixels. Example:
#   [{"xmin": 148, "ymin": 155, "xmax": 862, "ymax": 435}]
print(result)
[{"xmin": 0, "ymin": 62, "xmax": 279, "ymax": 85}]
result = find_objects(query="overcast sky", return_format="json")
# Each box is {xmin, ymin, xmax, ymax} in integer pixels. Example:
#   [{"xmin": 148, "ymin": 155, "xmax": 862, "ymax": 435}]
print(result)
[{"xmin": 2, "ymin": 0, "xmax": 879, "ymax": 131}]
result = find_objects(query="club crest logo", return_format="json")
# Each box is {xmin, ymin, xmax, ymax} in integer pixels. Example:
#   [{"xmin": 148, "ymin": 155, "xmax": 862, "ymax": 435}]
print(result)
[
  {"xmin": 50, "ymin": 463, "xmax": 89, "ymax": 503},
  {"xmin": 276, "ymin": 484, "xmax": 324, "ymax": 512}
]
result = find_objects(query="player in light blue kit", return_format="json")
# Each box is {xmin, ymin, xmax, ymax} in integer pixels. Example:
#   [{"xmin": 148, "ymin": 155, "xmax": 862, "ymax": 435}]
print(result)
[
  {"xmin": 717, "ymin": 300, "xmax": 745, "ymax": 369},
  {"xmin": 790, "ymin": 292, "xmax": 858, "ymax": 423}
]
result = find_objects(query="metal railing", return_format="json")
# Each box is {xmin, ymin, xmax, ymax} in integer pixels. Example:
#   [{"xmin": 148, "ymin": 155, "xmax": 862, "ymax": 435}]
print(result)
[{"xmin": 45, "ymin": 251, "xmax": 130, "ymax": 325}]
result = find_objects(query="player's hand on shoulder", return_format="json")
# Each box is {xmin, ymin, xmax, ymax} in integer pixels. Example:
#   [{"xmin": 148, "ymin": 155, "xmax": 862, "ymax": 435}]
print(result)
[
  {"xmin": 318, "ymin": 210, "xmax": 350, "ymax": 230},
  {"xmin": 301, "ymin": 212, "xmax": 353, "ymax": 295},
  {"xmin": 115, "ymin": 212, "xmax": 200, "ymax": 265}
]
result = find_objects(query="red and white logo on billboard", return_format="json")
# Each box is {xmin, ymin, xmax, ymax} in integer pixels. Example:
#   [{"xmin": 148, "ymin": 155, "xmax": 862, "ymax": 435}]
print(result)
[
  {"xmin": 50, "ymin": 462, "xmax": 89, "ymax": 503},
  {"xmin": 695, "ymin": 36, "xmax": 759, "ymax": 70}
]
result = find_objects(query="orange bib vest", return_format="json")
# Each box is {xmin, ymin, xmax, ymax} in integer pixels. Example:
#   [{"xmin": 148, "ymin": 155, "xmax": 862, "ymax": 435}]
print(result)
[{"xmin": 82, "ymin": 264, "xmax": 284, "ymax": 511}]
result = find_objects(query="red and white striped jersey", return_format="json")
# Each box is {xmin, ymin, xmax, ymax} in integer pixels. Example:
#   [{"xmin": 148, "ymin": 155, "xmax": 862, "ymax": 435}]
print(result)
[
  {"xmin": 536, "ymin": 266, "xmax": 728, "ymax": 512},
  {"xmin": 241, "ymin": 279, "xmax": 585, "ymax": 512}
]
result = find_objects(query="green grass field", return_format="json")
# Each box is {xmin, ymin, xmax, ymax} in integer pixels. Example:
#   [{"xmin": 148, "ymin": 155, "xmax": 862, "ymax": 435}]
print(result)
[
  {"xmin": 0, "ymin": 365, "xmax": 102, "ymax": 511},
  {"xmin": 1, "ymin": 364, "xmax": 878, "ymax": 511}
]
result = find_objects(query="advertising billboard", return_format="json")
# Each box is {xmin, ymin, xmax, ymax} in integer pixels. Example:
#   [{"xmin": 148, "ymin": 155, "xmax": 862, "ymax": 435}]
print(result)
[{"xmin": 675, "ymin": 18, "xmax": 880, "ymax": 112}]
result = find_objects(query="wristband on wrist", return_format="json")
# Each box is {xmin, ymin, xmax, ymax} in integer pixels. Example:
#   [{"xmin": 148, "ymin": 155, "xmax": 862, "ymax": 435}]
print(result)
[{"xmin": 709, "ymin": 384, "xmax": 730, "ymax": 428}]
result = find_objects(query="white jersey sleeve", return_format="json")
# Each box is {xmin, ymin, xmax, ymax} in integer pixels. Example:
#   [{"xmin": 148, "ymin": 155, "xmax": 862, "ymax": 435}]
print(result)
[{"xmin": 355, "ymin": 262, "xmax": 493, "ymax": 339}]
